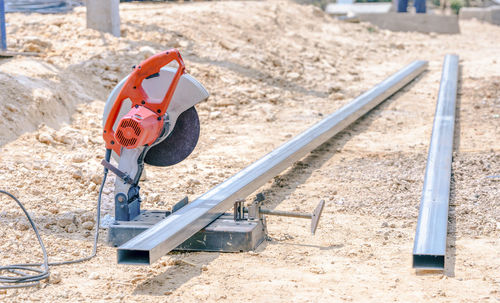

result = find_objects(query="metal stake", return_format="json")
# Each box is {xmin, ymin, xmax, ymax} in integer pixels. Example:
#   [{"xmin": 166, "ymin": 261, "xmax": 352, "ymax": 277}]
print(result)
[
  {"xmin": 258, "ymin": 199, "xmax": 325, "ymax": 234},
  {"xmin": 117, "ymin": 60, "xmax": 428, "ymax": 265},
  {"xmin": 413, "ymin": 54, "xmax": 459, "ymax": 270}
]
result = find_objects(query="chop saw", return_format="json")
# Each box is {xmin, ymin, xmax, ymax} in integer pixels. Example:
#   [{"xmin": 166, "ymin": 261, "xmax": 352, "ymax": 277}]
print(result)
[
  {"xmin": 101, "ymin": 49, "xmax": 209, "ymax": 245},
  {"xmin": 102, "ymin": 49, "xmax": 323, "ymax": 252}
]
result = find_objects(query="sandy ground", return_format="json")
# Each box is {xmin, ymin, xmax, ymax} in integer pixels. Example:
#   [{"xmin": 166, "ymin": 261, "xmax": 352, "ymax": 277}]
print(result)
[{"xmin": 0, "ymin": 1, "xmax": 499, "ymax": 302}]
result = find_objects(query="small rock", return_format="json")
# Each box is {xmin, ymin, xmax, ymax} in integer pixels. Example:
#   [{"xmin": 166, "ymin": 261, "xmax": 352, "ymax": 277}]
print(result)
[
  {"xmin": 65, "ymin": 223, "xmax": 77, "ymax": 233},
  {"xmin": 71, "ymin": 153, "xmax": 87, "ymax": 163},
  {"xmin": 209, "ymin": 111, "xmax": 222, "ymax": 120},
  {"xmin": 43, "ymin": 219, "xmax": 56, "ymax": 228},
  {"xmin": 23, "ymin": 43, "xmax": 42, "ymax": 53},
  {"xmin": 82, "ymin": 221, "xmax": 94, "ymax": 230},
  {"xmin": 389, "ymin": 43, "xmax": 405, "ymax": 50},
  {"xmin": 80, "ymin": 212, "xmax": 95, "ymax": 224},
  {"xmin": 103, "ymin": 73, "xmax": 118, "ymax": 83},
  {"xmin": 309, "ymin": 267, "xmax": 326, "ymax": 274},
  {"xmin": 381, "ymin": 222, "xmax": 388, "ymax": 228},
  {"xmin": 330, "ymin": 92, "xmax": 344, "ymax": 101},
  {"xmin": 54, "ymin": 132, "xmax": 72, "ymax": 145},
  {"xmin": 266, "ymin": 113, "xmax": 276, "ymax": 122},
  {"xmin": 22, "ymin": 36, "xmax": 52, "ymax": 53},
  {"xmin": 89, "ymin": 272, "xmax": 100, "ymax": 280},
  {"xmin": 201, "ymin": 265, "xmax": 208, "ymax": 271},
  {"xmin": 149, "ymin": 193, "xmax": 161, "ymax": 203},
  {"xmin": 49, "ymin": 271, "xmax": 62, "ymax": 284},
  {"xmin": 72, "ymin": 169, "xmax": 83, "ymax": 180},
  {"xmin": 90, "ymin": 173, "xmax": 102, "ymax": 185},
  {"xmin": 16, "ymin": 219, "xmax": 30, "ymax": 231},
  {"xmin": 188, "ymin": 178, "xmax": 201, "ymax": 186},
  {"xmin": 266, "ymin": 93, "xmax": 280, "ymax": 103},
  {"xmin": 88, "ymin": 183, "xmax": 96, "ymax": 192},
  {"xmin": 138, "ymin": 46, "xmax": 156, "ymax": 59},
  {"xmin": 328, "ymin": 85, "xmax": 342, "ymax": 94},
  {"xmin": 57, "ymin": 213, "xmax": 76, "ymax": 228},
  {"xmin": 48, "ymin": 206, "xmax": 59, "ymax": 215},
  {"xmin": 287, "ymin": 72, "xmax": 300, "ymax": 80},
  {"xmin": 37, "ymin": 133, "xmax": 54, "ymax": 145},
  {"xmin": 219, "ymin": 39, "xmax": 237, "ymax": 51},
  {"xmin": 5, "ymin": 104, "xmax": 19, "ymax": 113}
]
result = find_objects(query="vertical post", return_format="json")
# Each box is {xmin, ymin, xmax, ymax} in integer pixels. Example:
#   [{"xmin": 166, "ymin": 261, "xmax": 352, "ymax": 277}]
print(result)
[
  {"xmin": 390, "ymin": 0, "xmax": 398, "ymax": 11},
  {"xmin": 86, "ymin": 0, "xmax": 120, "ymax": 37},
  {"xmin": 0, "ymin": 0, "xmax": 6, "ymax": 51},
  {"xmin": 413, "ymin": 54, "xmax": 459, "ymax": 270},
  {"xmin": 397, "ymin": 0, "xmax": 408, "ymax": 12},
  {"xmin": 414, "ymin": 0, "xmax": 427, "ymax": 13}
]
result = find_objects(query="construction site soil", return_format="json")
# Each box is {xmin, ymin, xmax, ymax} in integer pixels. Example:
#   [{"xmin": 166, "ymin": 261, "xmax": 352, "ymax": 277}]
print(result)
[{"xmin": 0, "ymin": 1, "xmax": 499, "ymax": 302}]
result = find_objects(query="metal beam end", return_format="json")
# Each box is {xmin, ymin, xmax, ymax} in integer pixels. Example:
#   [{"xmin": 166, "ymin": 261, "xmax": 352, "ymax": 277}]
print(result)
[
  {"xmin": 412, "ymin": 254, "xmax": 444, "ymax": 270},
  {"xmin": 117, "ymin": 249, "xmax": 151, "ymax": 265}
]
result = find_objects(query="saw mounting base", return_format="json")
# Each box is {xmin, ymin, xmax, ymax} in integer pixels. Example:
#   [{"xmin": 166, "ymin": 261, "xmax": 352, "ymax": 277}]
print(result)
[
  {"xmin": 108, "ymin": 194, "xmax": 324, "ymax": 255},
  {"xmin": 108, "ymin": 211, "xmax": 267, "ymax": 252}
]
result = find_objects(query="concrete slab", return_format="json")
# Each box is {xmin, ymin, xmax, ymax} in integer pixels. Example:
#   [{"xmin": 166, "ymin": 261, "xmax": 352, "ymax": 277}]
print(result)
[
  {"xmin": 493, "ymin": 6, "xmax": 500, "ymax": 25},
  {"xmin": 325, "ymin": 3, "xmax": 392, "ymax": 16},
  {"xmin": 86, "ymin": 0, "xmax": 120, "ymax": 37},
  {"xmin": 460, "ymin": 6, "xmax": 500, "ymax": 26},
  {"xmin": 357, "ymin": 12, "xmax": 460, "ymax": 34}
]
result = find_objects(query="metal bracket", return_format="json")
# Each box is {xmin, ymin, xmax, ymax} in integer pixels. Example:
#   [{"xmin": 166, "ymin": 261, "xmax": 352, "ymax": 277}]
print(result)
[
  {"xmin": 234, "ymin": 194, "xmax": 326, "ymax": 235},
  {"xmin": 101, "ymin": 159, "xmax": 134, "ymax": 184}
]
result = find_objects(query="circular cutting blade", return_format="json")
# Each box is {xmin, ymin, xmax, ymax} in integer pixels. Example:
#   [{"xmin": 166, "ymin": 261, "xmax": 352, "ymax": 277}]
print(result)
[{"xmin": 144, "ymin": 106, "xmax": 200, "ymax": 167}]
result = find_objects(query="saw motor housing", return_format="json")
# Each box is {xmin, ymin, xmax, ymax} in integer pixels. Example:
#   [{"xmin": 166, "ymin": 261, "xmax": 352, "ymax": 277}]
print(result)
[{"xmin": 115, "ymin": 106, "xmax": 163, "ymax": 149}]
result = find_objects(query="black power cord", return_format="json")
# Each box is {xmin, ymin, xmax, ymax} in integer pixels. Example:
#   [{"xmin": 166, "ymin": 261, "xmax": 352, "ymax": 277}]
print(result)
[{"xmin": 0, "ymin": 149, "xmax": 111, "ymax": 289}]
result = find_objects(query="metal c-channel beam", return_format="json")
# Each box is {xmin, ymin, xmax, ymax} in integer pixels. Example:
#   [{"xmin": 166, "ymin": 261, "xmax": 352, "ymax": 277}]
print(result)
[
  {"xmin": 413, "ymin": 54, "xmax": 459, "ymax": 270},
  {"xmin": 117, "ymin": 60, "xmax": 428, "ymax": 265}
]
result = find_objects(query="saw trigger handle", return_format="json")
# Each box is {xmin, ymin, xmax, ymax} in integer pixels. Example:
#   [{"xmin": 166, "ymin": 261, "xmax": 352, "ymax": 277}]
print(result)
[{"xmin": 126, "ymin": 49, "xmax": 186, "ymax": 112}]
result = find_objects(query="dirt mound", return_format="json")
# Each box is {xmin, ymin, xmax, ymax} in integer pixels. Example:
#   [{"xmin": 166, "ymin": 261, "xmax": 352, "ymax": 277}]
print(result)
[{"xmin": 0, "ymin": 1, "xmax": 499, "ymax": 302}]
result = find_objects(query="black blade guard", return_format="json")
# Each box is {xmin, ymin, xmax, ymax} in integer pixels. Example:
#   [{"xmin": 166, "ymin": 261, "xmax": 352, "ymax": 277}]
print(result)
[{"xmin": 144, "ymin": 106, "xmax": 200, "ymax": 167}]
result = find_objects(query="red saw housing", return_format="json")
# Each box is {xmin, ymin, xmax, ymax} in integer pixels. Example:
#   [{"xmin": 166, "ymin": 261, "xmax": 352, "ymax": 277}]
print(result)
[
  {"xmin": 103, "ymin": 49, "xmax": 186, "ymax": 155},
  {"xmin": 114, "ymin": 106, "xmax": 163, "ymax": 149}
]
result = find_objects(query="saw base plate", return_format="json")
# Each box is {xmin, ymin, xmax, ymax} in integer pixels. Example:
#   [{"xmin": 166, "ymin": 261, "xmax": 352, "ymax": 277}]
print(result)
[{"xmin": 108, "ymin": 211, "xmax": 266, "ymax": 252}]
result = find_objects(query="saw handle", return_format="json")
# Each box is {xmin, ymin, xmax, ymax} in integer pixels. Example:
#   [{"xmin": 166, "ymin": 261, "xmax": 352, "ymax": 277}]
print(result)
[{"xmin": 103, "ymin": 49, "xmax": 186, "ymax": 154}]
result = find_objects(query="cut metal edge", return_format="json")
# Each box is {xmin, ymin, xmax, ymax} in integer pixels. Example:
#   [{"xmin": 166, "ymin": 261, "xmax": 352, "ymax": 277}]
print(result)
[{"xmin": 413, "ymin": 254, "xmax": 445, "ymax": 270}]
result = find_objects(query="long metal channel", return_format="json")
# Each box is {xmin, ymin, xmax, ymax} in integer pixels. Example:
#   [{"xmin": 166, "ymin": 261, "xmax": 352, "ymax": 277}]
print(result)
[
  {"xmin": 413, "ymin": 54, "xmax": 459, "ymax": 270},
  {"xmin": 118, "ymin": 60, "xmax": 428, "ymax": 265}
]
